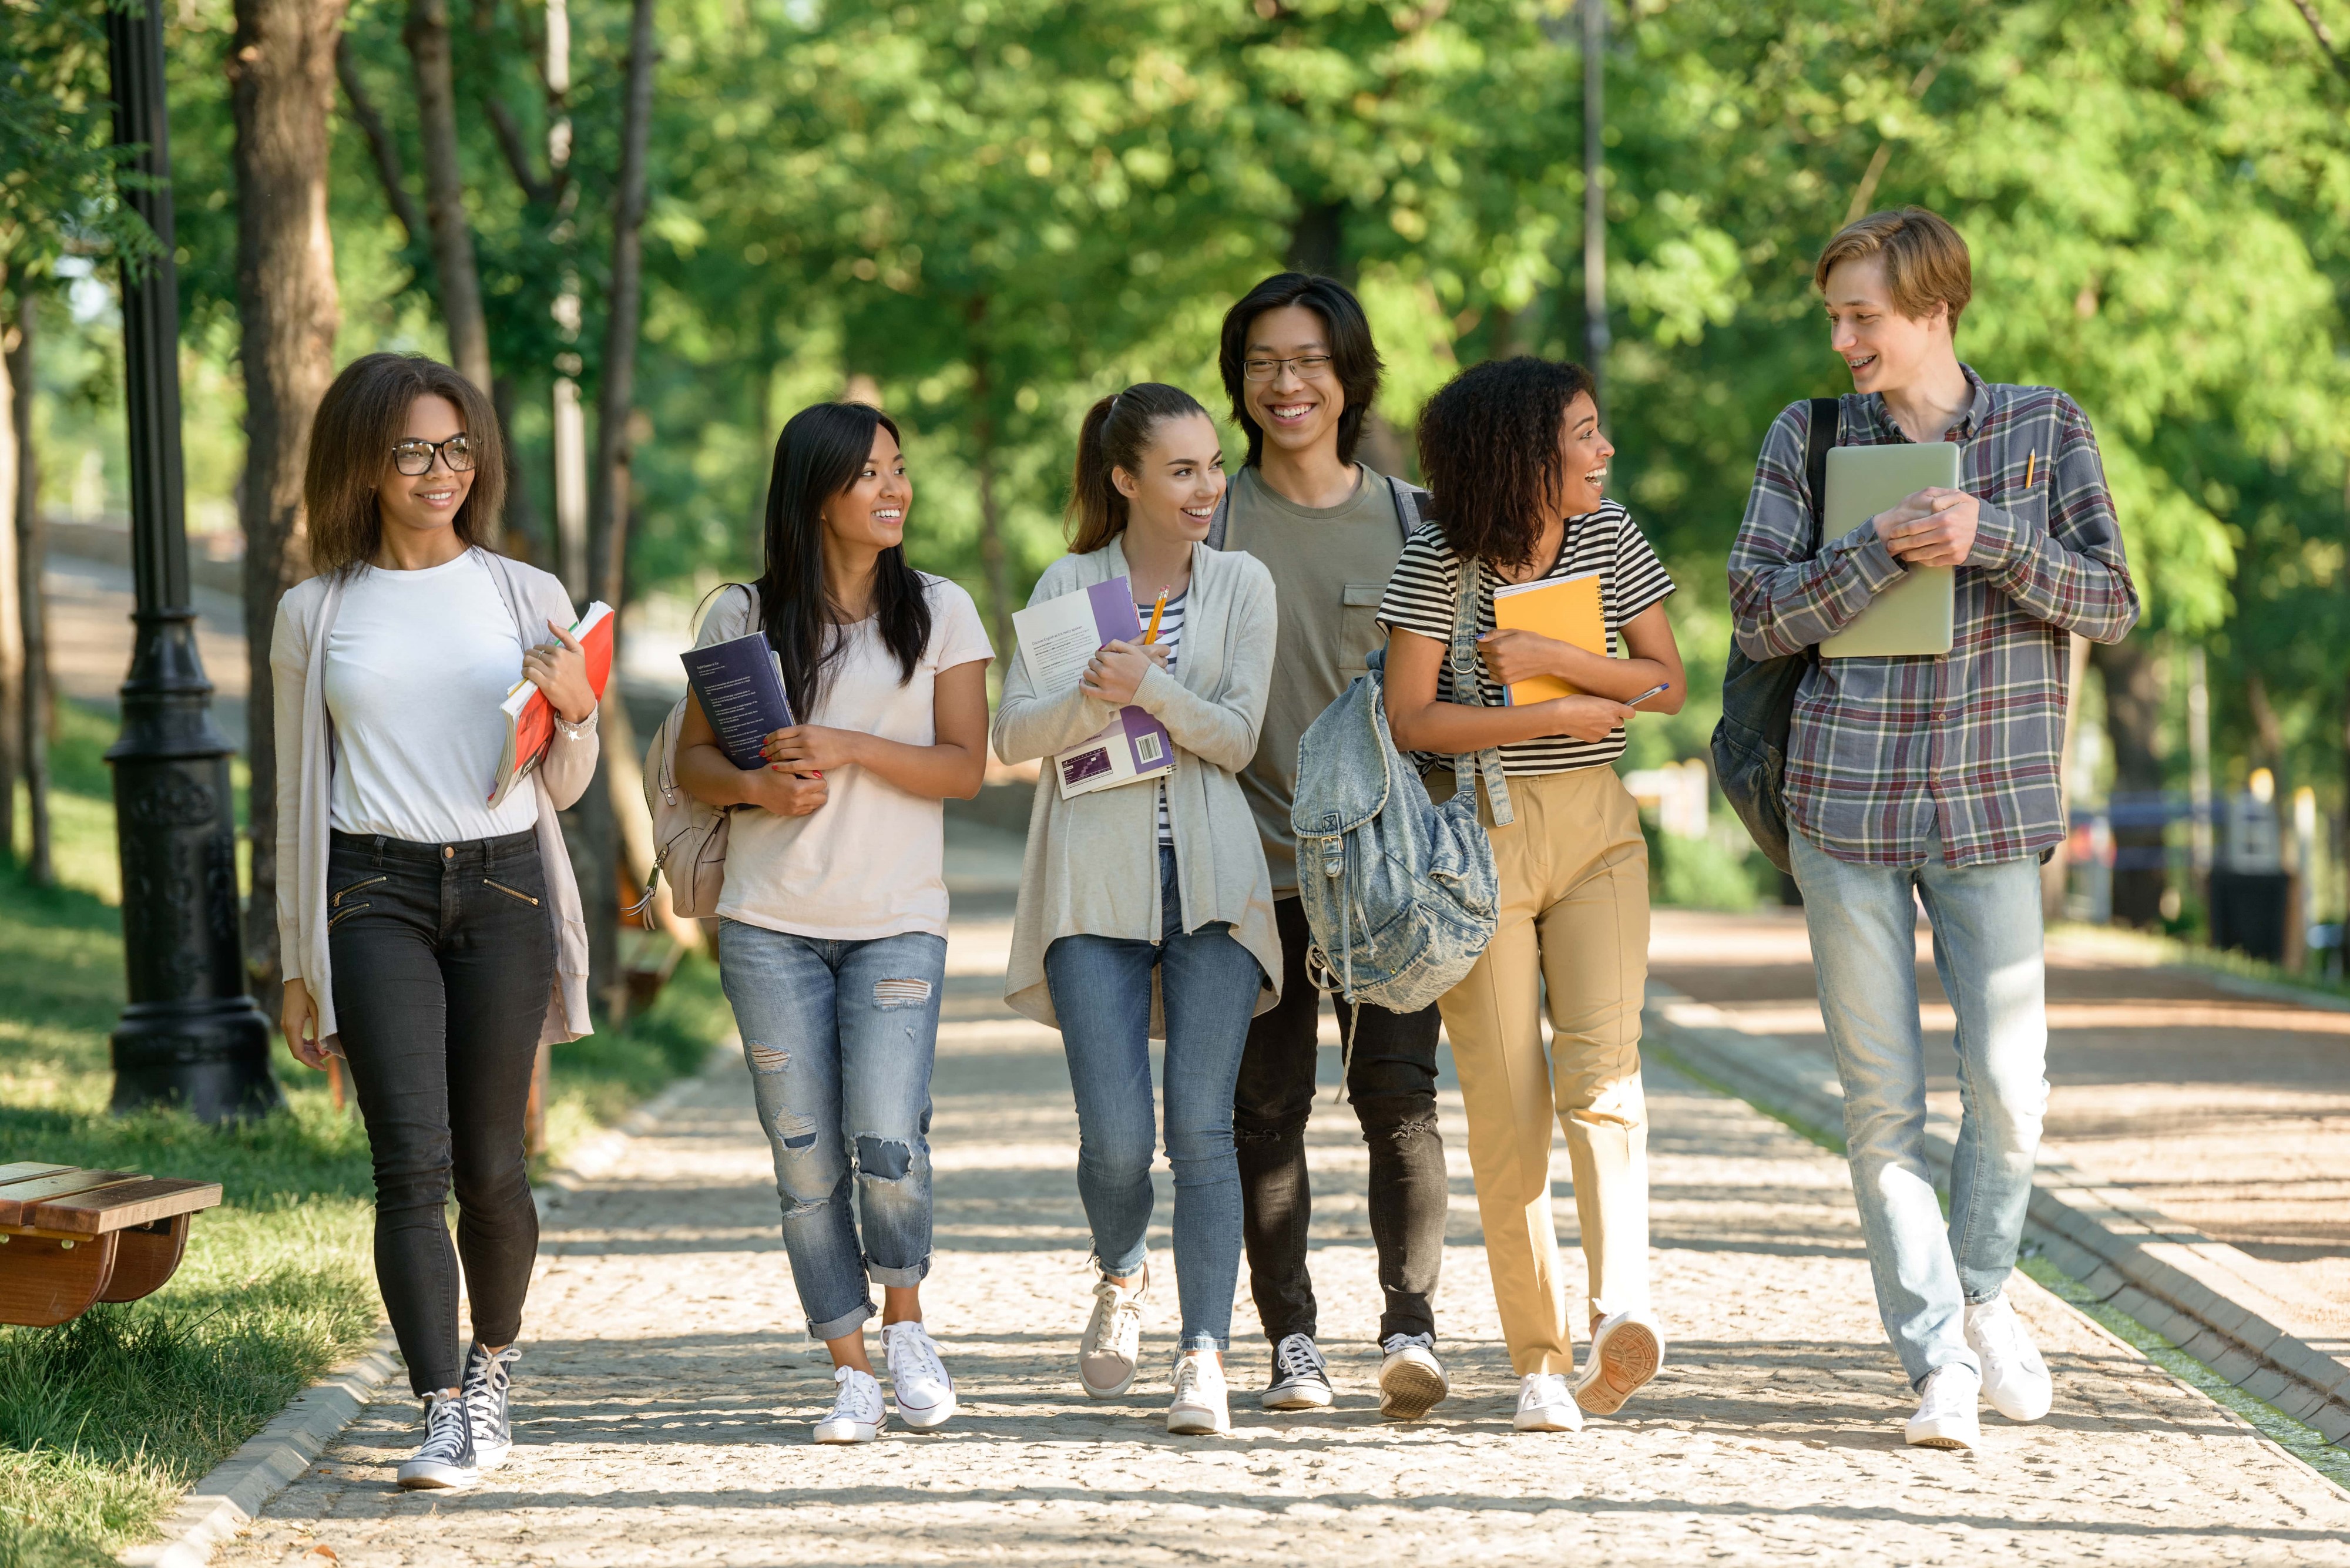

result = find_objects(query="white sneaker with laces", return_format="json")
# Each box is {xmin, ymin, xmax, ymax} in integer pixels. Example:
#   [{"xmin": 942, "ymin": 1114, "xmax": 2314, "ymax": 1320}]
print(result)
[
  {"xmin": 1573, "ymin": 1310, "xmax": 1664, "ymax": 1416},
  {"xmin": 1167, "ymin": 1351, "xmax": 1231, "ymax": 1435},
  {"xmin": 1261, "ymin": 1332, "xmax": 1335, "ymax": 1411},
  {"xmin": 1963, "ymin": 1294, "xmax": 2052, "ymax": 1422},
  {"xmin": 882, "ymin": 1321, "xmax": 958, "ymax": 1432},
  {"xmin": 1377, "ymin": 1332, "xmax": 1448, "ymax": 1421},
  {"xmin": 1512, "ymin": 1372, "xmax": 1583, "ymax": 1432},
  {"xmin": 1080, "ymin": 1261, "xmax": 1147, "ymax": 1398},
  {"xmin": 813, "ymin": 1364, "xmax": 887, "ymax": 1444},
  {"xmin": 1905, "ymin": 1364, "xmax": 1982, "ymax": 1451}
]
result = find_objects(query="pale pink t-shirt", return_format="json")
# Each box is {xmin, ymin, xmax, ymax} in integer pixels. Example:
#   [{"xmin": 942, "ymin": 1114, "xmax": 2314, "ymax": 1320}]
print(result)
[{"xmin": 699, "ymin": 576, "xmax": 993, "ymax": 941}]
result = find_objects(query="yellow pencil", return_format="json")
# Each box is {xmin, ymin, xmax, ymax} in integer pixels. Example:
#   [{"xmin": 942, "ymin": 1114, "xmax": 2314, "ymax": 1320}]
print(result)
[
  {"xmin": 1142, "ymin": 589, "xmax": 1169, "ymax": 645},
  {"xmin": 2026, "ymin": 449, "xmax": 2036, "ymax": 488}
]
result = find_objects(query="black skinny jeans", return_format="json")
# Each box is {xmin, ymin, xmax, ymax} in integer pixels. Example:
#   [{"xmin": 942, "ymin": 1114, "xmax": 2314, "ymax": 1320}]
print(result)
[
  {"xmin": 1233, "ymin": 895, "xmax": 1447, "ymax": 1346},
  {"xmin": 327, "ymin": 828, "xmax": 553, "ymax": 1396}
]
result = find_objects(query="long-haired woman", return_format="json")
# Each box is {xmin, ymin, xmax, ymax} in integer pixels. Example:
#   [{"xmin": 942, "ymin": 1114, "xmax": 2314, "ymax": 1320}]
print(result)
[
  {"xmin": 994, "ymin": 383, "xmax": 1280, "ymax": 1436},
  {"xmin": 274, "ymin": 352, "xmax": 600, "ymax": 1489},
  {"xmin": 1378, "ymin": 357, "xmax": 1686, "ymax": 1432},
  {"xmin": 674, "ymin": 402, "xmax": 993, "ymax": 1443}
]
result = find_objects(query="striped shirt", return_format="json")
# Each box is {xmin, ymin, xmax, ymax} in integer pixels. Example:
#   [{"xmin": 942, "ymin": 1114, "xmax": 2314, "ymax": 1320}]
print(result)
[
  {"xmin": 1376, "ymin": 501, "xmax": 1675, "ymax": 775},
  {"xmin": 1144, "ymin": 591, "xmax": 1186, "ymax": 844},
  {"xmin": 1727, "ymin": 366, "xmax": 2138, "ymax": 868}
]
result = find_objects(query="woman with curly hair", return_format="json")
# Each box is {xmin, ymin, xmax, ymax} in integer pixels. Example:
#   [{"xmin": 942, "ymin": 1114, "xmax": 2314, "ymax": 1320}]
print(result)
[{"xmin": 1376, "ymin": 357, "xmax": 1686, "ymax": 1433}]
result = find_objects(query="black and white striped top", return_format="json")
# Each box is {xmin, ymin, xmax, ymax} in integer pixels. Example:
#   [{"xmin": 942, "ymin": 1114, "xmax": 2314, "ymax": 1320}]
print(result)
[
  {"xmin": 1143, "ymin": 590, "xmax": 1187, "ymax": 844},
  {"xmin": 1375, "ymin": 501, "xmax": 1674, "ymax": 776}
]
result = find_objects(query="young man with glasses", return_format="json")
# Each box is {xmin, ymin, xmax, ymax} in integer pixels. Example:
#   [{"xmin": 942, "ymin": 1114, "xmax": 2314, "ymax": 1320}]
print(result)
[
  {"xmin": 1208, "ymin": 272, "xmax": 1451, "ymax": 1420},
  {"xmin": 1728, "ymin": 208, "xmax": 2138, "ymax": 1450}
]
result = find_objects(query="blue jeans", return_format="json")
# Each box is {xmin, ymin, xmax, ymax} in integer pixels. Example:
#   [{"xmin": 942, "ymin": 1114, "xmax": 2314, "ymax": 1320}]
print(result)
[
  {"xmin": 717, "ymin": 920, "xmax": 948, "ymax": 1342},
  {"xmin": 1790, "ymin": 831, "xmax": 2049, "ymax": 1389},
  {"xmin": 1044, "ymin": 846, "xmax": 1264, "ymax": 1352}
]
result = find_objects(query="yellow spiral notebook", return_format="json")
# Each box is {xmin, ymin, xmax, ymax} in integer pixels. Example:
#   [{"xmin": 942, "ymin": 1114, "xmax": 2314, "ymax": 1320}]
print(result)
[{"xmin": 1490, "ymin": 570, "xmax": 1605, "ymax": 705}]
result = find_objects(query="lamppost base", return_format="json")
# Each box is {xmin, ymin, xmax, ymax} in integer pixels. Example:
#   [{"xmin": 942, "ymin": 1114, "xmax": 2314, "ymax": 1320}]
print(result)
[{"xmin": 109, "ymin": 998, "xmax": 283, "ymax": 1122}]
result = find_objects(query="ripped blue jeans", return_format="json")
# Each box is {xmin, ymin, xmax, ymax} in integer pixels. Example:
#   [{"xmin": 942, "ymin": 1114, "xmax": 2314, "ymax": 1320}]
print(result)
[{"xmin": 717, "ymin": 919, "xmax": 947, "ymax": 1341}]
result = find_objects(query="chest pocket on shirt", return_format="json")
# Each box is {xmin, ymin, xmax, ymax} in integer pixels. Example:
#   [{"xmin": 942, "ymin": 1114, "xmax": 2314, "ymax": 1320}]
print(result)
[{"xmin": 1341, "ymin": 584, "xmax": 1385, "ymax": 674}]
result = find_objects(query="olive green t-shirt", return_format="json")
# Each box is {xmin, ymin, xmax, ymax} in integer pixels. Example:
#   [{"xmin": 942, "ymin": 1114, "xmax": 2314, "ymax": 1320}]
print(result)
[{"xmin": 1221, "ymin": 463, "xmax": 1414, "ymax": 897}]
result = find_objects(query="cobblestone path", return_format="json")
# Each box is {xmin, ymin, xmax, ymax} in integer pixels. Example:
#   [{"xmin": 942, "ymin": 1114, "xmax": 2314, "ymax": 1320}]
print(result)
[{"xmin": 214, "ymin": 919, "xmax": 2350, "ymax": 1566}]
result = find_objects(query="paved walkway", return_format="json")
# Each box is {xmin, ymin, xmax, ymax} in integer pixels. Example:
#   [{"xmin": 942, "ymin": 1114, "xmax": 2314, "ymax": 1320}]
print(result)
[{"xmin": 207, "ymin": 912, "xmax": 2350, "ymax": 1565}]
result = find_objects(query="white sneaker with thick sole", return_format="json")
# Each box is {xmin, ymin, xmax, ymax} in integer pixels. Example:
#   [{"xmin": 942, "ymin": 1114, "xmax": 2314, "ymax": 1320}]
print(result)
[
  {"xmin": 813, "ymin": 1365, "xmax": 887, "ymax": 1445},
  {"xmin": 1167, "ymin": 1351, "xmax": 1232, "ymax": 1435},
  {"xmin": 1377, "ymin": 1332, "xmax": 1448, "ymax": 1421},
  {"xmin": 1905, "ymin": 1364, "xmax": 1982, "ymax": 1451},
  {"xmin": 1512, "ymin": 1372, "xmax": 1584, "ymax": 1433},
  {"xmin": 1080, "ymin": 1261, "xmax": 1148, "ymax": 1398},
  {"xmin": 1963, "ymin": 1294, "xmax": 2052, "ymax": 1422},
  {"xmin": 1573, "ymin": 1310, "xmax": 1664, "ymax": 1416},
  {"xmin": 1261, "ymin": 1332, "xmax": 1335, "ymax": 1411},
  {"xmin": 882, "ymin": 1321, "xmax": 958, "ymax": 1432}
]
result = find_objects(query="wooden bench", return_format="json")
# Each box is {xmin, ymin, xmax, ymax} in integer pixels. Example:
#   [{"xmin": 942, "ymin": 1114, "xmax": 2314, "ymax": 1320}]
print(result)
[{"xmin": 0, "ymin": 1163, "xmax": 223, "ymax": 1327}]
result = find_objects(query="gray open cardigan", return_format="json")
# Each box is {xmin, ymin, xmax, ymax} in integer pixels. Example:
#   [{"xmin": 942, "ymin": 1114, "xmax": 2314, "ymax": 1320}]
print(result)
[
  {"xmin": 271, "ymin": 548, "xmax": 600, "ymax": 1055},
  {"xmin": 992, "ymin": 537, "xmax": 1281, "ymax": 1032}
]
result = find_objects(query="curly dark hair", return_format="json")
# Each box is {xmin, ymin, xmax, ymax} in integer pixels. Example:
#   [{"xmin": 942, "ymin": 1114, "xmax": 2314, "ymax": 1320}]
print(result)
[{"xmin": 1415, "ymin": 357, "xmax": 1598, "ymax": 572}]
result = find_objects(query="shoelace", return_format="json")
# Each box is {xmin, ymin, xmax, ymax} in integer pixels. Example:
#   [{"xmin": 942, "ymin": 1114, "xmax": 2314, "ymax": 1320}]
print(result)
[
  {"xmin": 1171, "ymin": 1354, "xmax": 1217, "ymax": 1405},
  {"xmin": 461, "ymin": 1345, "xmax": 521, "ymax": 1433},
  {"xmin": 830, "ymin": 1368, "xmax": 884, "ymax": 1422},
  {"xmin": 1273, "ymin": 1335, "xmax": 1325, "ymax": 1382},
  {"xmin": 1518, "ymin": 1374, "xmax": 1570, "ymax": 1410},
  {"xmin": 1090, "ymin": 1280, "xmax": 1144, "ymax": 1358},
  {"xmin": 1973, "ymin": 1302, "xmax": 2038, "ymax": 1366},
  {"xmin": 1382, "ymin": 1332, "xmax": 1434, "ymax": 1357},
  {"xmin": 885, "ymin": 1324, "xmax": 946, "ymax": 1387},
  {"xmin": 416, "ymin": 1393, "xmax": 471, "ymax": 1460}
]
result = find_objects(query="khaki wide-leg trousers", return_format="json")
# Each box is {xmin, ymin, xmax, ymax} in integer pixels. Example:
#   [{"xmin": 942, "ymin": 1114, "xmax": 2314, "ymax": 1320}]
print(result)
[{"xmin": 1435, "ymin": 765, "xmax": 1651, "ymax": 1376}]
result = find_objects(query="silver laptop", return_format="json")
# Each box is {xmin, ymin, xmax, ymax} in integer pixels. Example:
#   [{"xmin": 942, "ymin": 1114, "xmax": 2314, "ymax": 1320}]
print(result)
[{"xmin": 1818, "ymin": 442, "xmax": 1962, "ymax": 659}]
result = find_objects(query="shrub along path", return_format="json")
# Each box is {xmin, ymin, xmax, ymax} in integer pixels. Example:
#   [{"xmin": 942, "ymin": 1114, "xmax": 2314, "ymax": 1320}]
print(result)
[{"xmin": 209, "ymin": 916, "xmax": 2350, "ymax": 1566}]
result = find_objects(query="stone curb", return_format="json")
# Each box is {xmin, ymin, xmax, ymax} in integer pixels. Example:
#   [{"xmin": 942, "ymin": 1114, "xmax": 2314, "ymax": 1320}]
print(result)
[
  {"xmin": 1642, "ymin": 981, "xmax": 2350, "ymax": 1451},
  {"xmin": 118, "ymin": 1044, "xmax": 739, "ymax": 1568}
]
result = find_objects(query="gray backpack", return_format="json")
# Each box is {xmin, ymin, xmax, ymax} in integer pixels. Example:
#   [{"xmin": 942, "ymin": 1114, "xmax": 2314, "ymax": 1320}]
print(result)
[{"xmin": 1290, "ymin": 553, "xmax": 1513, "ymax": 1024}]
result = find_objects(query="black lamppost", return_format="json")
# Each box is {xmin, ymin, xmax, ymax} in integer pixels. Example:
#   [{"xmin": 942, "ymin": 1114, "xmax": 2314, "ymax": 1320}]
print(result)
[{"xmin": 103, "ymin": 0, "xmax": 281, "ymax": 1120}]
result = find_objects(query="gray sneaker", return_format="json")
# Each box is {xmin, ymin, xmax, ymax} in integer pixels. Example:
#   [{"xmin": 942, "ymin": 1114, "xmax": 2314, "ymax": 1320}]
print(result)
[
  {"xmin": 395, "ymin": 1391, "xmax": 479, "ymax": 1490},
  {"xmin": 461, "ymin": 1343, "xmax": 522, "ymax": 1470},
  {"xmin": 1260, "ymin": 1332, "xmax": 1335, "ymax": 1411}
]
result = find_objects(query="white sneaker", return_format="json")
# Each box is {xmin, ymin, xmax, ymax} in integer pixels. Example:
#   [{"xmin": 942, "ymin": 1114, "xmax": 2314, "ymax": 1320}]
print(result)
[
  {"xmin": 1905, "ymin": 1364, "xmax": 1982, "ymax": 1450},
  {"xmin": 1963, "ymin": 1294, "xmax": 2053, "ymax": 1422},
  {"xmin": 1573, "ymin": 1310, "xmax": 1664, "ymax": 1416},
  {"xmin": 1377, "ymin": 1332, "xmax": 1448, "ymax": 1421},
  {"xmin": 882, "ymin": 1321, "xmax": 958, "ymax": 1432},
  {"xmin": 1512, "ymin": 1372, "xmax": 1583, "ymax": 1432},
  {"xmin": 1167, "ymin": 1351, "xmax": 1231, "ymax": 1435},
  {"xmin": 813, "ymin": 1365, "xmax": 887, "ymax": 1444},
  {"xmin": 1261, "ymin": 1332, "xmax": 1335, "ymax": 1411},
  {"xmin": 1080, "ymin": 1261, "xmax": 1147, "ymax": 1398}
]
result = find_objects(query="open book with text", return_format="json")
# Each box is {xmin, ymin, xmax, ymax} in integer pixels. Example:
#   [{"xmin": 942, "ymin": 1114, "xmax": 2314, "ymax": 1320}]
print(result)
[{"xmin": 1011, "ymin": 575, "xmax": 1177, "ymax": 801}]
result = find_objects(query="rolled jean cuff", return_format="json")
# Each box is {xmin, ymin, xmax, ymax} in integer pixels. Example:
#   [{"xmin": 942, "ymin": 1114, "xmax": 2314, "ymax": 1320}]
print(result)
[
  {"xmin": 1179, "ymin": 1330, "xmax": 1228, "ymax": 1354},
  {"xmin": 1094, "ymin": 1243, "xmax": 1149, "ymax": 1281},
  {"xmin": 807, "ymin": 1299, "xmax": 875, "ymax": 1344},
  {"xmin": 1915, "ymin": 1348, "xmax": 1982, "ymax": 1391},
  {"xmin": 865, "ymin": 1254, "xmax": 932, "ymax": 1290}
]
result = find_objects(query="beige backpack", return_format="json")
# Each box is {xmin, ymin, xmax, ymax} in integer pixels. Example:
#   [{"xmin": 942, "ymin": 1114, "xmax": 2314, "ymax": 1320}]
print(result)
[{"xmin": 637, "ymin": 586, "xmax": 758, "ymax": 921}]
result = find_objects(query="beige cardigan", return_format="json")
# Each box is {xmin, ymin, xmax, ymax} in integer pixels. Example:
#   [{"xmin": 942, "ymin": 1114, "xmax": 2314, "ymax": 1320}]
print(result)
[
  {"xmin": 271, "ymin": 548, "xmax": 600, "ymax": 1053},
  {"xmin": 992, "ymin": 538, "xmax": 1281, "ymax": 1032}
]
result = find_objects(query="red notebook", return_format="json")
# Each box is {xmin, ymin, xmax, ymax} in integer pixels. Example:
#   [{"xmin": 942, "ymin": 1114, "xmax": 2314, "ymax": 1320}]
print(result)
[{"xmin": 488, "ymin": 601, "xmax": 614, "ymax": 808}]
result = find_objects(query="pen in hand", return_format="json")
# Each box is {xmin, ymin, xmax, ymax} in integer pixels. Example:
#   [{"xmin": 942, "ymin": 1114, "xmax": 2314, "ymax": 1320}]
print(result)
[{"xmin": 1627, "ymin": 681, "xmax": 1671, "ymax": 709}]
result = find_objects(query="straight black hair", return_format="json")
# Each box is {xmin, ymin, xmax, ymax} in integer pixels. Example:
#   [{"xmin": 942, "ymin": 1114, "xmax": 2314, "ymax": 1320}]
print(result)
[
  {"xmin": 1065, "ymin": 382, "xmax": 1213, "ymax": 553},
  {"xmin": 1416, "ymin": 357, "xmax": 1599, "ymax": 573},
  {"xmin": 1217, "ymin": 271, "xmax": 1385, "ymax": 468},
  {"xmin": 753, "ymin": 402, "xmax": 932, "ymax": 717}
]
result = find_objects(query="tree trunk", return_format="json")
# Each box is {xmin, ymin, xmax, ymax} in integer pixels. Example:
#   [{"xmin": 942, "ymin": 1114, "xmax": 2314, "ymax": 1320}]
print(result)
[
  {"xmin": 493, "ymin": 374, "xmax": 542, "ymax": 563},
  {"xmin": 403, "ymin": 0, "xmax": 492, "ymax": 391},
  {"xmin": 0, "ymin": 261, "xmax": 21, "ymax": 867},
  {"xmin": 7, "ymin": 288, "xmax": 48, "ymax": 885},
  {"xmin": 2091, "ymin": 636, "xmax": 2166, "ymax": 928},
  {"xmin": 230, "ymin": 0, "xmax": 345, "ymax": 999}
]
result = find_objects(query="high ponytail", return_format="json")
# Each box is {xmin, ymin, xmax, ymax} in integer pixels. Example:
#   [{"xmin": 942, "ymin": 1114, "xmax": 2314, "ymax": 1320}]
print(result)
[{"xmin": 1066, "ymin": 381, "xmax": 1211, "ymax": 554}]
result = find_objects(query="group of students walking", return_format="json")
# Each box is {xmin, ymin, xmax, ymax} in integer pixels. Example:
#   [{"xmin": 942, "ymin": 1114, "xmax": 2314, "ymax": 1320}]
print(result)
[{"xmin": 270, "ymin": 203, "xmax": 2137, "ymax": 1488}]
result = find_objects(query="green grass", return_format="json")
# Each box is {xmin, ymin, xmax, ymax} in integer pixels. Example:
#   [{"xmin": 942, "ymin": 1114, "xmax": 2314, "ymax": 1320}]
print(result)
[{"xmin": 0, "ymin": 702, "xmax": 727, "ymax": 1566}]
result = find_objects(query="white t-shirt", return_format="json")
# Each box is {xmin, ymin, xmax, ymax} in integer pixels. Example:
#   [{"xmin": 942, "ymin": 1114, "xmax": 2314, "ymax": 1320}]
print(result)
[
  {"xmin": 324, "ymin": 550, "xmax": 543, "ymax": 843},
  {"xmin": 703, "ymin": 575, "xmax": 994, "ymax": 941}
]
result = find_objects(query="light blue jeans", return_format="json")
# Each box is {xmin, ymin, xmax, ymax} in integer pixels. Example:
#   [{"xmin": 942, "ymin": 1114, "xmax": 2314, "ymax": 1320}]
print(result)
[
  {"xmin": 717, "ymin": 920, "xmax": 948, "ymax": 1342},
  {"xmin": 1790, "ymin": 831, "xmax": 2049, "ymax": 1389},
  {"xmin": 1043, "ymin": 846, "xmax": 1264, "ymax": 1352}
]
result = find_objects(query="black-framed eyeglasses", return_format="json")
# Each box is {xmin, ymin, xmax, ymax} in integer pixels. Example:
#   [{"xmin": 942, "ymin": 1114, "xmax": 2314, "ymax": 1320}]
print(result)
[
  {"xmin": 390, "ymin": 434, "xmax": 476, "ymax": 476},
  {"xmin": 1241, "ymin": 353, "xmax": 1334, "ymax": 382}
]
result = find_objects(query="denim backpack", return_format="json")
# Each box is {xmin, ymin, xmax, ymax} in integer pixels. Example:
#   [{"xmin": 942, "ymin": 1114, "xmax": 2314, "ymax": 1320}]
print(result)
[{"xmin": 1290, "ymin": 552, "xmax": 1513, "ymax": 1034}]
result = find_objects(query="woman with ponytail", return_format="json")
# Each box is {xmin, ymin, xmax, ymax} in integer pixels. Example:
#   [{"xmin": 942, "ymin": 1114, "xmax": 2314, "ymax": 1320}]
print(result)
[
  {"xmin": 674, "ymin": 402, "xmax": 995, "ymax": 1443},
  {"xmin": 994, "ymin": 384, "xmax": 1280, "ymax": 1436}
]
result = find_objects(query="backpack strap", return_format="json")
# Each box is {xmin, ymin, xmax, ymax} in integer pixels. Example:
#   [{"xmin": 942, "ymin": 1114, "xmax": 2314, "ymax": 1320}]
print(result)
[
  {"xmin": 1386, "ymin": 472, "xmax": 1429, "ymax": 540},
  {"xmin": 1445, "ymin": 553, "xmax": 1516, "ymax": 828},
  {"xmin": 1803, "ymin": 397, "xmax": 1838, "ymax": 555}
]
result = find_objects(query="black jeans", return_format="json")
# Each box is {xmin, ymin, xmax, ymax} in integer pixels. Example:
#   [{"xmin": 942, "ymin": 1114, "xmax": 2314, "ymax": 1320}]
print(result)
[
  {"xmin": 1233, "ymin": 895, "xmax": 1446, "ymax": 1346},
  {"xmin": 328, "ymin": 828, "xmax": 553, "ymax": 1396}
]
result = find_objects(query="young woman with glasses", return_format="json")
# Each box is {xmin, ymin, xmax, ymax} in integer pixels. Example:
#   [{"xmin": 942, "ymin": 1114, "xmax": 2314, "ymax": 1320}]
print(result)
[{"xmin": 273, "ymin": 353, "xmax": 600, "ymax": 1489}]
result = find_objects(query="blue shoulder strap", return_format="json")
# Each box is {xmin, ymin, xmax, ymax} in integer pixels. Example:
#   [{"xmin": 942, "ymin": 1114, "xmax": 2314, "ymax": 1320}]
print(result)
[{"xmin": 1446, "ymin": 555, "xmax": 1515, "ymax": 827}]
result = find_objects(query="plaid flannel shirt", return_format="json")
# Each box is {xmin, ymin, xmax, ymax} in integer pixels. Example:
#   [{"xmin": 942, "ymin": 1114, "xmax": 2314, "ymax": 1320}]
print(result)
[{"xmin": 1727, "ymin": 367, "xmax": 2139, "ymax": 868}]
